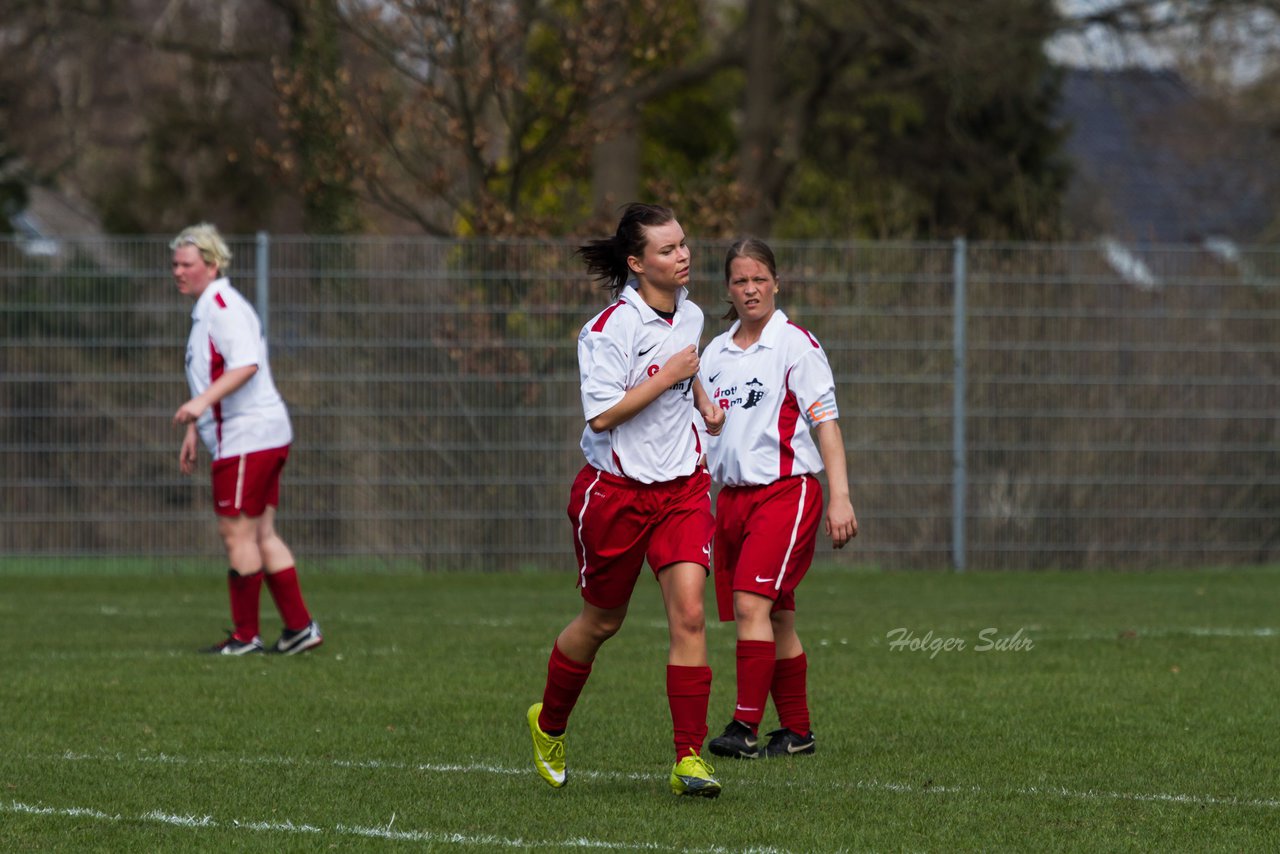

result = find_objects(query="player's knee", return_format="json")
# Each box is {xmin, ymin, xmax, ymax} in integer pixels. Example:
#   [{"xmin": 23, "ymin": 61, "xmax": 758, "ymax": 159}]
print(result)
[
  {"xmin": 669, "ymin": 606, "xmax": 706, "ymax": 641},
  {"xmin": 590, "ymin": 614, "xmax": 626, "ymax": 643}
]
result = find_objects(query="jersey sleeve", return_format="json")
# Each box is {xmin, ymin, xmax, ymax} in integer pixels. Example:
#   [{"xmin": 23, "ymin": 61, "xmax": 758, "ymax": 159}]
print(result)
[
  {"xmin": 788, "ymin": 345, "xmax": 839, "ymax": 427},
  {"xmin": 578, "ymin": 327, "xmax": 630, "ymax": 422},
  {"xmin": 207, "ymin": 302, "xmax": 261, "ymax": 371}
]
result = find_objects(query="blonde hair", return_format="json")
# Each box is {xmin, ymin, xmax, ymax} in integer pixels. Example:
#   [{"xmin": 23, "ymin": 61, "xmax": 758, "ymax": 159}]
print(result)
[{"xmin": 170, "ymin": 222, "xmax": 232, "ymax": 274}]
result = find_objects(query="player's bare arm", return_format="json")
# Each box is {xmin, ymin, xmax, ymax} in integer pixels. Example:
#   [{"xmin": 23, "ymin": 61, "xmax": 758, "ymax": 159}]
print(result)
[
  {"xmin": 692, "ymin": 379, "xmax": 724, "ymax": 436},
  {"xmin": 588, "ymin": 345, "xmax": 700, "ymax": 433},
  {"xmin": 173, "ymin": 364, "xmax": 259, "ymax": 425},
  {"xmin": 815, "ymin": 419, "xmax": 858, "ymax": 548}
]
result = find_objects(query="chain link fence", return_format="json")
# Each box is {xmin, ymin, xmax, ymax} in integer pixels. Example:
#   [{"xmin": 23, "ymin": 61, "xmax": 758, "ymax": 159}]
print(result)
[{"xmin": 2, "ymin": 234, "xmax": 1276, "ymax": 569}]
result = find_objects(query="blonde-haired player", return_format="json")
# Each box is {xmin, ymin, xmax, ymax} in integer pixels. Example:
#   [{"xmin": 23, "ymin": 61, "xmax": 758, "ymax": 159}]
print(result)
[{"xmin": 171, "ymin": 222, "xmax": 322, "ymax": 656}]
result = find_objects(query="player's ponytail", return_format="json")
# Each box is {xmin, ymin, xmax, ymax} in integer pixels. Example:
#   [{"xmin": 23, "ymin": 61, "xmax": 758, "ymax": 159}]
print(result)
[{"xmin": 578, "ymin": 203, "xmax": 677, "ymax": 300}]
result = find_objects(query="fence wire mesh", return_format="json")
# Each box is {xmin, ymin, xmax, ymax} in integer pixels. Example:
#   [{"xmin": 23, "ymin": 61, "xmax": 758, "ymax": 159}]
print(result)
[{"xmin": 2, "ymin": 235, "xmax": 1276, "ymax": 569}]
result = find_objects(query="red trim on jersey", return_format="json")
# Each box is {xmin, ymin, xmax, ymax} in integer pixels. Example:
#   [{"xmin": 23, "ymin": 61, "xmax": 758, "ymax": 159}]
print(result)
[
  {"xmin": 209, "ymin": 339, "xmax": 226, "ymax": 453},
  {"xmin": 590, "ymin": 299, "xmax": 627, "ymax": 332},
  {"xmin": 214, "ymin": 292, "xmax": 228, "ymax": 309},
  {"xmin": 777, "ymin": 366, "xmax": 801, "ymax": 478},
  {"xmin": 787, "ymin": 320, "xmax": 820, "ymax": 348},
  {"xmin": 691, "ymin": 423, "xmax": 701, "ymax": 455},
  {"xmin": 611, "ymin": 448, "xmax": 628, "ymax": 478}
]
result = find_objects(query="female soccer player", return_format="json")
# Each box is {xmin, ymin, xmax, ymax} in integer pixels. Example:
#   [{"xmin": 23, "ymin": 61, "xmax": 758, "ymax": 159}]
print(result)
[
  {"xmin": 526, "ymin": 203, "xmax": 726, "ymax": 797},
  {"xmin": 171, "ymin": 223, "xmax": 322, "ymax": 656},
  {"xmin": 700, "ymin": 237, "xmax": 858, "ymax": 759}
]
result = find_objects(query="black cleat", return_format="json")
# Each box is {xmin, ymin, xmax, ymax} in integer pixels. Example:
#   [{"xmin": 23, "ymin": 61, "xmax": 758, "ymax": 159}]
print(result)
[
  {"xmin": 762, "ymin": 728, "xmax": 816, "ymax": 757},
  {"xmin": 200, "ymin": 632, "xmax": 264, "ymax": 655},
  {"xmin": 708, "ymin": 719, "xmax": 759, "ymax": 759},
  {"xmin": 269, "ymin": 620, "xmax": 324, "ymax": 655}
]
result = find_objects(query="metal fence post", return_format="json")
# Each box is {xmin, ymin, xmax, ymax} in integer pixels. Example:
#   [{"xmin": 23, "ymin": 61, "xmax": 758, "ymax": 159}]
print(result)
[
  {"xmin": 952, "ymin": 237, "xmax": 968, "ymax": 572},
  {"xmin": 255, "ymin": 231, "xmax": 270, "ymax": 338}
]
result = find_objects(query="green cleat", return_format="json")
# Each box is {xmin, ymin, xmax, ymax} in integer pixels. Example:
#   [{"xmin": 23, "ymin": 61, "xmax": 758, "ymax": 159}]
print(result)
[
  {"xmin": 527, "ymin": 703, "xmax": 566, "ymax": 788},
  {"xmin": 669, "ymin": 749, "xmax": 722, "ymax": 798}
]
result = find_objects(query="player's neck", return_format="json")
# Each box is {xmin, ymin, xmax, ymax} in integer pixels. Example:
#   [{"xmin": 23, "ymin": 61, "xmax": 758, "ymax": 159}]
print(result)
[
  {"xmin": 635, "ymin": 280, "xmax": 677, "ymax": 314},
  {"xmin": 733, "ymin": 313, "xmax": 770, "ymax": 348}
]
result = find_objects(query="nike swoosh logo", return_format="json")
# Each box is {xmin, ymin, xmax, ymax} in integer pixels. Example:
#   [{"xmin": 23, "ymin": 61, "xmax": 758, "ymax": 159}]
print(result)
[
  {"xmin": 709, "ymin": 372, "xmax": 722, "ymax": 383},
  {"xmin": 537, "ymin": 756, "xmax": 566, "ymax": 784},
  {"xmin": 638, "ymin": 344, "xmax": 657, "ymax": 357},
  {"xmin": 754, "ymin": 575, "xmax": 775, "ymax": 584},
  {"xmin": 787, "ymin": 740, "xmax": 812, "ymax": 754}
]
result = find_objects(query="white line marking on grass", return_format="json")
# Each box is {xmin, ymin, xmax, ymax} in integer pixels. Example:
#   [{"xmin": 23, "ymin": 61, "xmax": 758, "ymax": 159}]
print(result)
[
  {"xmin": 232, "ymin": 818, "xmax": 322, "ymax": 833},
  {"xmin": 1055, "ymin": 627, "xmax": 1278, "ymax": 641},
  {"xmin": 40, "ymin": 749, "xmax": 1280, "ymax": 812},
  {"xmin": 2, "ymin": 800, "xmax": 782, "ymax": 853},
  {"xmin": 7, "ymin": 801, "xmax": 119, "ymax": 821},
  {"xmin": 141, "ymin": 810, "xmax": 215, "ymax": 827},
  {"xmin": 1022, "ymin": 785, "xmax": 1280, "ymax": 809}
]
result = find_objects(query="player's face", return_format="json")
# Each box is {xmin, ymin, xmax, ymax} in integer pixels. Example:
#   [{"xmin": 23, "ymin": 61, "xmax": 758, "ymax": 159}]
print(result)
[
  {"xmin": 171, "ymin": 244, "xmax": 219, "ymax": 298},
  {"xmin": 628, "ymin": 220, "xmax": 690, "ymax": 292},
  {"xmin": 726, "ymin": 256, "xmax": 777, "ymax": 326}
]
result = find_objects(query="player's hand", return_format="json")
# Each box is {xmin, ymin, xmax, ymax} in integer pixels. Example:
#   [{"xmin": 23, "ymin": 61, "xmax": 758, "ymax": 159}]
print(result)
[
  {"xmin": 825, "ymin": 498, "xmax": 858, "ymax": 549},
  {"xmin": 179, "ymin": 431, "xmax": 198, "ymax": 475},
  {"xmin": 173, "ymin": 398, "xmax": 206, "ymax": 426},
  {"xmin": 661, "ymin": 345, "xmax": 700, "ymax": 383},
  {"xmin": 700, "ymin": 401, "xmax": 725, "ymax": 436}
]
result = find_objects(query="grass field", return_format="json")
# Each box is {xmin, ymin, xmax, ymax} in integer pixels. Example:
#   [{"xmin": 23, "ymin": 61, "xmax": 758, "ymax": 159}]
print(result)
[{"xmin": 2, "ymin": 562, "xmax": 1278, "ymax": 852}]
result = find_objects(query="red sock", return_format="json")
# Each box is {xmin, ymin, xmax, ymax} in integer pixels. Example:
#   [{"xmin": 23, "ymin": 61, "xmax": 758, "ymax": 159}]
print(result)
[
  {"xmin": 733, "ymin": 640, "xmax": 776, "ymax": 730},
  {"xmin": 667, "ymin": 664, "xmax": 712, "ymax": 760},
  {"xmin": 227, "ymin": 569, "xmax": 263, "ymax": 641},
  {"xmin": 539, "ymin": 642, "xmax": 592, "ymax": 734},
  {"xmin": 771, "ymin": 652, "xmax": 811, "ymax": 736},
  {"xmin": 265, "ymin": 566, "xmax": 311, "ymax": 630}
]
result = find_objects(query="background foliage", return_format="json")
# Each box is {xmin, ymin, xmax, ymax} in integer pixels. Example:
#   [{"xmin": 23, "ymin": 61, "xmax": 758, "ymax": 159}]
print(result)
[{"xmin": 3, "ymin": 1, "xmax": 1277, "ymax": 240}]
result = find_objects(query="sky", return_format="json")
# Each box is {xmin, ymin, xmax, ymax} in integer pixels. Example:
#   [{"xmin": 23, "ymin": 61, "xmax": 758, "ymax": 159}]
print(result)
[{"xmin": 1046, "ymin": 0, "xmax": 1280, "ymax": 84}]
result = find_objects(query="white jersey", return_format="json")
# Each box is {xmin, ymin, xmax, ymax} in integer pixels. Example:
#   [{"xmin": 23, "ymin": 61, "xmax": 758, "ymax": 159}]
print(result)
[
  {"xmin": 578, "ymin": 283, "xmax": 705, "ymax": 484},
  {"xmin": 185, "ymin": 278, "xmax": 293, "ymax": 460},
  {"xmin": 700, "ymin": 310, "xmax": 839, "ymax": 487}
]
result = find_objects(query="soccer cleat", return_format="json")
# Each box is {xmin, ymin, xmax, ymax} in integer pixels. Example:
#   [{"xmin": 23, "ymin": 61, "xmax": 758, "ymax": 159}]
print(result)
[
  {"xmin": 200, "ymin": 632, "xmax": 264, "ymax": 655},
  {"xmin": 708, "ymin": 719, "xmax": 759, "ymax": 759},
  {"xmin": 762, "ymin": 727, "xmax": 816, "ymax": 757},
  {"xmin": 527, "ymin": 703, "xmax": 567, "ymax": 788},
  {"xmin": 270, "ymin": 620, "xmax": 324, "ymax": 655},
  {"xmin": 669, "ymin": 750, "xmax": 722, "ymax": 798}
]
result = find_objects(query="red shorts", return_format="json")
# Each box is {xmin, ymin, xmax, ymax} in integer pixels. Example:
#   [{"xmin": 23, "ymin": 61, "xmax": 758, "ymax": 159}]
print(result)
[
  {"xmin": 210, "ymin": 445, "xmax": 290, "ymax": 518},
  {"xmin": 567, "ymin": 465, "xmax": 713, "ymax": 610},
  {"xmin": 713, "ymin": 474, "xmax": 823, "ymax": 622}
]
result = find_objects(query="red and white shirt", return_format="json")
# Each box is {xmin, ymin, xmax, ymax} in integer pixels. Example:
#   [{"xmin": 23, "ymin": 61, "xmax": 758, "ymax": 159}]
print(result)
[
  {"xmin": 700, "ymin": 309, "xmax": 839, "ymax": 487},
  {"xmin": 578, "ymin": 283, "xmax": 705, "ymax": 484},
  {"xmin": 185, "ymin": 278, "xmax": 292, "ymax": 460}
]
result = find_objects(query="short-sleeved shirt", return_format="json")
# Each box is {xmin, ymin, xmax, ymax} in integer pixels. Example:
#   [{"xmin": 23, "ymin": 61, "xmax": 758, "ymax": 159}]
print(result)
[
  {"xmin": 185, "ymin": 278, "xmax": 293, "ymax": 460},
  {"xmin": 578, "ymin": 283, "xmax": 705, "ymax": 484},
  {"xmin": 700, "ymin": 309, "xmax": 839, "ymax": 486}
]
